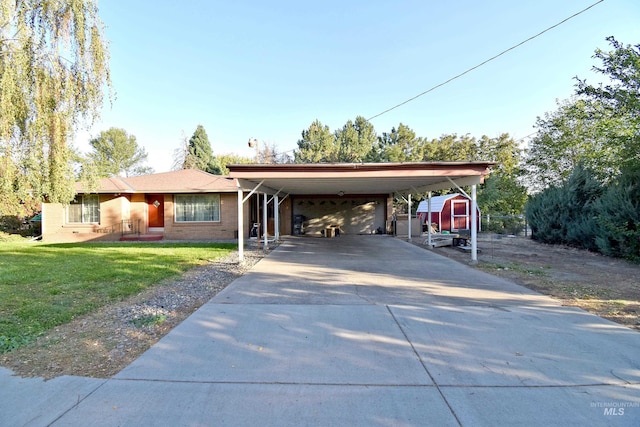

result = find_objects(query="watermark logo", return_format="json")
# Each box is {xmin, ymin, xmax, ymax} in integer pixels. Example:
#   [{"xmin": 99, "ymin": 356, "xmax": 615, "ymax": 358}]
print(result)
[{"xmin": 591, "ymin": 401, "xmax": 639, "ymax": 416}]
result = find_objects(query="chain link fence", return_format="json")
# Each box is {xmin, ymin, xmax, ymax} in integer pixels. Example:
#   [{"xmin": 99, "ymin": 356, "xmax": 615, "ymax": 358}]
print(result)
[{"xmin": 481, "ymin": 214, "xmax": 530, "ymax": 236}]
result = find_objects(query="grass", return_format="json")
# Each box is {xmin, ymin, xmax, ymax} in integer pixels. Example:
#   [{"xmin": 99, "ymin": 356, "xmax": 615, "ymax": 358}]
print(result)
[
  {"xmin": 0, "ymin": 240, "xmax": 236, "ymax": 352},
  {"xmin": 478, "ymin": 261, "xmax": 549, "ymax": 277},
  {"xmin": 129, "ymin": 313, "xmax": 167, "ymax": 328}
]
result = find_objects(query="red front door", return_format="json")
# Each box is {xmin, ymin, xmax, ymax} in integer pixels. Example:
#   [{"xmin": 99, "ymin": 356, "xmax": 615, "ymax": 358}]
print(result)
[{"xmin": 147, "ymin": 194, "xmax": 164, "ymax": 228}]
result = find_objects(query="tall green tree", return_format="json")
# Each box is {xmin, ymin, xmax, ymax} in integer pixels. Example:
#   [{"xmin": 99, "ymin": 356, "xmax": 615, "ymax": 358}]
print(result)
[
  {"xmin": 0, "ymin": 0, "xmax": 110, "ymax": 216},
  {"xmin": 576, "ymin": 36, "xmax": 640, "ymax": 171},
  {"xmin": 423, "ymin": 134, "xmax": 477, "ymax": 161},
  {"xmin": 294, "ymin": 120, "xmax": 337, "ymax": 163},
  {"xmin": 527, "ymin": 38, "xmax": 640, "ymax": 192},
  {"xmin": 87, "ymin": 128, "xmax": 152, "ymax": 177},
  {"xmin": 183, "ymin": 125, "xmax": 219, "ymax": 173},
  {"xmin": 211, "ymin": 153, "xmax": 253, "ymax": 175},
  {"xmin": 477, "ymin": 134, "xmax": 521, "ymax": 175},
  {"xmin": 476, "ymin": 134, "xmax": 527, "ymax": 215},
  {"xmin": 336, "ymin": 116, "xmax": 377, "ymax": 162},
  {"xmin": 368, "ymin": 123, "xmax": 423, "ymax": 162},
  {"xmin": 525, "ymin": 98, "xmax": 620, "ymax": 191}
]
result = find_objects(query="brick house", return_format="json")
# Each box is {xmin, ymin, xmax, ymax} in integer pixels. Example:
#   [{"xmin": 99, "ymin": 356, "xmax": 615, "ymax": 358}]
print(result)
[
  {"xmin": 42, "ymin": 162, "xmax": 494, "ymax": 262},
  {"xmin": 41, "ymin": 169, "xmax": 254, "ymax": 242}
]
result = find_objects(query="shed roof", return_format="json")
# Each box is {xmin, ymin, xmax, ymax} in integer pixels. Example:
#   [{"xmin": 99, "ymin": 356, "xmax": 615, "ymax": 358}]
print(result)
[{"xmin": 416, "ymin": 193, "xmax": 465, "ymax": 213}]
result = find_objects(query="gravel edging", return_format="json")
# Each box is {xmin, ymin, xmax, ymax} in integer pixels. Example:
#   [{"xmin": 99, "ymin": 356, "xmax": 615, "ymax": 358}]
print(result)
[{"xmin": 1, "ymin": 248, "xmax": 267, "ymax": 380}]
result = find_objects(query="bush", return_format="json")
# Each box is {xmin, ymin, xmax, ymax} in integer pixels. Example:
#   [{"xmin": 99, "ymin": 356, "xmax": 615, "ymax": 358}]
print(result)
[
  {"xmin": 525, "ymin": 164, "xmax": 602, "ymax": 249},
  {"xmin": 29, "ymin": 220, "xmax": 41, "ymax": 236},
  {"xmin": 0, "ymin": 215, "xmax": 22, "ymax": 232},
  {"xmin": 526, "ymin": 186, "xmax": 565, "ymax": 244},
  {"xmin": 482, "ymin": 214, "xmax": 527, "ymax": 235},
  {"xmin": 593, "ymin": 168, "xmax": 640, "ymax": 261},
  {"xmin": 526, "ymin": 164, "xmax": 640, "ymax": 261},
  {"xmin": 561, "ymin": 163, "xmax": 602, "ymax": 250}
]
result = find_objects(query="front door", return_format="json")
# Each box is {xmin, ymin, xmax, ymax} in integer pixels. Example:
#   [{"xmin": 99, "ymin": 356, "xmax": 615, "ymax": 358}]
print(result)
[{"xmin": 147, "ymin": 194, "xmax": 165, "ymax": 228}]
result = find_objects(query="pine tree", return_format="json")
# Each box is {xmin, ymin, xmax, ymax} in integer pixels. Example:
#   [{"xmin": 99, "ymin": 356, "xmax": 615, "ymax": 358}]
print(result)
[
  {"xmin": 184, "ymin": 125, "xmax": 218, "ymax": 173},
  {"xmin": 594, "ymin": 168, "xmax": 640, "ymax": 260}
]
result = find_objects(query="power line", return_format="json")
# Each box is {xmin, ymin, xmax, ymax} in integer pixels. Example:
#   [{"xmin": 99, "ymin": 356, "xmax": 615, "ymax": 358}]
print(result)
[{"xmin": 367, "ymin": 0, "xmax": 605, "ymax": 121}]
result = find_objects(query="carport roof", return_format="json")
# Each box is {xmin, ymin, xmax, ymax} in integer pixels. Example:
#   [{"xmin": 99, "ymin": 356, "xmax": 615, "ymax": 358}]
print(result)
[{"xmin": 228, "ymin": 162, "xmax": 495, "ymax": 196}]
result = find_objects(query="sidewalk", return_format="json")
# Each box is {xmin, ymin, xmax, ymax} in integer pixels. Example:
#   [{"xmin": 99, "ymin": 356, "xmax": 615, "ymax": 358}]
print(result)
[{"xmin": 2, "ymin": 235, "xmax": 639, "ymax": 426}]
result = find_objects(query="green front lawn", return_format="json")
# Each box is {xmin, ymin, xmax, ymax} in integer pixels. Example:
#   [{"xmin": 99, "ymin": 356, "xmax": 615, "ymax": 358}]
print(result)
[{"xmin": 0, "ymin": 240, "xmax": 236, "ymax": 353}]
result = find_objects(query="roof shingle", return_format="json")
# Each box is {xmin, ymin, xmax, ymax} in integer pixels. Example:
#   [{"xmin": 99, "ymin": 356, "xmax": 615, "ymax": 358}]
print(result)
[{"xmin": 76, "ymin": 169, "xmax": 237, "ymax": 194}]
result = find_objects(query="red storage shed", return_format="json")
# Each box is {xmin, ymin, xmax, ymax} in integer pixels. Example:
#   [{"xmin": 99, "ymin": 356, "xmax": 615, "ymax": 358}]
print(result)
[{"xmin": 416, "ymin": 193, "xmax": 480, "ymax": 233}]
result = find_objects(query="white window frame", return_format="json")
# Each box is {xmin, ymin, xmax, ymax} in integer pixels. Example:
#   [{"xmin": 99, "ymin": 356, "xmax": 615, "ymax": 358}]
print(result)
[
  {"xmin": 174, "ymin": 194, "xmax": 221, "ymax": 223},
  {"xmin": 68, "ymin": 194, "xmax": 100, "ymax": 224}
]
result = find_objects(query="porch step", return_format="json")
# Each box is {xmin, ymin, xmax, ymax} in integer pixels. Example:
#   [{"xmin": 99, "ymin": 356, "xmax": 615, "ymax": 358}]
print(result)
[{"xmin": 119, "ymin": 234, "xmax": 163, "ymax": 242}]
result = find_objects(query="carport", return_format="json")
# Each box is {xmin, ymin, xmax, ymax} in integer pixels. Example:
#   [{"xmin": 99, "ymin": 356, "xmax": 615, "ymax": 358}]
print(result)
[{"xmin": 228, "ymin": 162, "xmax": 494, "ymax": 262}]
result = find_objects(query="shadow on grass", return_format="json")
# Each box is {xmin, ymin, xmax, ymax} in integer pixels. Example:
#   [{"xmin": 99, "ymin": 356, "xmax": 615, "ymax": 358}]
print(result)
[{"xmin": 0, "ymin": 241, "xmax": 237, "ymax": 353}]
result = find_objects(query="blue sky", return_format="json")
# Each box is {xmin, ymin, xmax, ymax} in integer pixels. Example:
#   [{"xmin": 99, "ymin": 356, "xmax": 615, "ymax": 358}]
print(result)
[{"xmin": 76, "ymin": 0, "xmax": 640, "ymax": 172}]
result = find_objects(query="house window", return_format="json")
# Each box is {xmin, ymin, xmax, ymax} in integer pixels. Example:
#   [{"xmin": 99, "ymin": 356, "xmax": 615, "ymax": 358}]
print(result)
[
  {"xmin": 175, "ymin": 194, "xmax": 220, "ymax": 222},
  {"xmin": 68, "ymin": 195, "xmax": 100, "ymax": 223}
]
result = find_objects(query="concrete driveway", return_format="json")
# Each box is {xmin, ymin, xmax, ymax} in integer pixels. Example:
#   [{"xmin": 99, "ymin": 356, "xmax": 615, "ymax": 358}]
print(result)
[{"xmin": 2, "ymin": 235, "xmax": 639, "ymax": 426}]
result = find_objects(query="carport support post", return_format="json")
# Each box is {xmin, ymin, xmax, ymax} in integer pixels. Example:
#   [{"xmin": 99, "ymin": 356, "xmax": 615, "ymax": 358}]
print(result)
[
  {"xmin": 407, "ymin": 193, "xmax": 412, "ymax": 241},
  {"xmin": 237, "ymin": 187, "xmax": 244, "ymax": 263},
  {"xmin": 263, "ymin": 192, "xmax": 268, "ymax": 250},
  {"xmin": 427, "ymin": 192, "xmax": 432, "ymax": 247},
  {"xmin": 471, "ymin": 184, "xmax": 478, "ymax": 263},
  {"xmin": 274, "ymin": 195, "xmax": 280, "ymax": 241}
]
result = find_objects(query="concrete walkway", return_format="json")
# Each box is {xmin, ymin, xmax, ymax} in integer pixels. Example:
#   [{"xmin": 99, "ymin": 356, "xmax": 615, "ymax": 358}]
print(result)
[{"xmin": 2, "ymin": 235, "xmax": 639, "ymax": 426}]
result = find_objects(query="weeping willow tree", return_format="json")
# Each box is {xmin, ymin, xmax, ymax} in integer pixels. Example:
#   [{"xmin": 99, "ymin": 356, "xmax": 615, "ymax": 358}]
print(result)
[{"xmin": 0, "ymin": 0, "xmax": 110, "ymax": 217}]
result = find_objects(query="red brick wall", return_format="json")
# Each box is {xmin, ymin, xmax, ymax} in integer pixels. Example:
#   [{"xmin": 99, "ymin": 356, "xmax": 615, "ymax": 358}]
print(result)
[
  {"xmin": 163, "ymin": 193, "xmax": 241, "ymax": 240},
  {"xmin": 41, "ymin": 191, "xmax": 309, "ymax": 242},
  {"xmin": 42, "ymin": 195, "xmax": 126, "ymax": 242}
]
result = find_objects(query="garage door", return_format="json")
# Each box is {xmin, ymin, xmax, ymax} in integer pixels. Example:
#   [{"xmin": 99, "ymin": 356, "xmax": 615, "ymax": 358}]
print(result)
[{"xmin": 293, "ymin": 196, "xmax": 386, "ymax": 235}]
